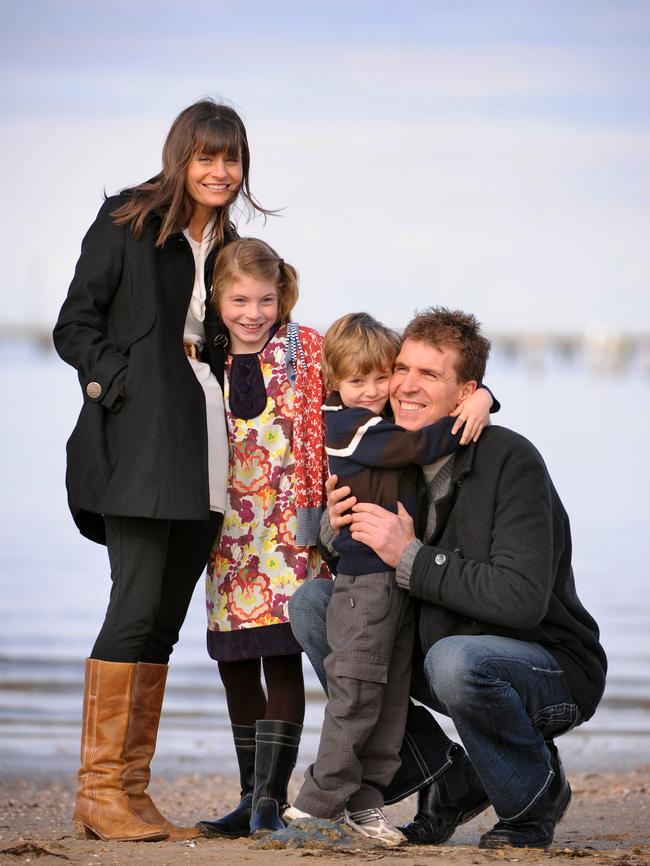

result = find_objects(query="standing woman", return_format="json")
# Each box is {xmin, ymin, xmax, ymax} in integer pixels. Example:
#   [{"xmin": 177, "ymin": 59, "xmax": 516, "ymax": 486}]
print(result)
[{"xmin": 53, "ymin": 99, "xmax": 268, "ymax": 842}]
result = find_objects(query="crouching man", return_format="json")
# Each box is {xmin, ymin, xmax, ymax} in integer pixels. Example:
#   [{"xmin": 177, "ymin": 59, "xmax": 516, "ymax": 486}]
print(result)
[{"xmin": 289, "ymin": 307, "xmax": 606, "ymax": 849}]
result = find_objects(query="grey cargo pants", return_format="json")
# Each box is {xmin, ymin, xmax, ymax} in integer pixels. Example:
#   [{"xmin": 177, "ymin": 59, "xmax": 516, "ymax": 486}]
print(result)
[{"xmin": 295, "ymin": 572, "xmax": 415, "ymax": 817}]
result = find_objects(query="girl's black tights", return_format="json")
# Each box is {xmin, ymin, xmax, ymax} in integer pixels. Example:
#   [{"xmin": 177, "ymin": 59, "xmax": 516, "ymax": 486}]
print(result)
[{"xmin": 218, "ymin": 653, "xmax": 305, "ymax": 725}]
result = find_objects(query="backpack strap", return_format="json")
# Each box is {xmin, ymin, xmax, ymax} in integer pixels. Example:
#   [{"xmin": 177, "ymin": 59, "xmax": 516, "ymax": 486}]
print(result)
[{"xmin": 285, "ymin": 322, "xmax": 306, "ymax": 385}]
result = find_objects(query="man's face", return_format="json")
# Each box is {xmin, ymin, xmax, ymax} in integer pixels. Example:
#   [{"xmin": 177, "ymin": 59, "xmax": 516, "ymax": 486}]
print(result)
[{"xmin": 389, "ymin": 338, "xmax": 476, "ymax": 430}]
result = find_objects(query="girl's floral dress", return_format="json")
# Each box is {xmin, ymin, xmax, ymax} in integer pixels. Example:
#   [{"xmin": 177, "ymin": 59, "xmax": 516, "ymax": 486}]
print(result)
[{"xmin": 206, "ymin": 324, "xmax": 331, "ymax": 660}]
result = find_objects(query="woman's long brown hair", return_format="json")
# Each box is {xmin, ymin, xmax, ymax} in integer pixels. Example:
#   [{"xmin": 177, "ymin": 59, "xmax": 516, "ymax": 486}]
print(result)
[{"xmin": 112, "ymin": 99, "xmax": 272, "ymax": 247}]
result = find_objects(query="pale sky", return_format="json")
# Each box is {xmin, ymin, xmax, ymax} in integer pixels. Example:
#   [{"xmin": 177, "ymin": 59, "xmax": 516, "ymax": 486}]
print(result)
[{"xmin": 2, "ymin": 0, "xmax": 649, "ymax": 333}]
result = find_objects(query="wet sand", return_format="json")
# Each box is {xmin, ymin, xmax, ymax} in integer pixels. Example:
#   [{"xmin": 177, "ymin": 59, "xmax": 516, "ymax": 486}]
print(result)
[{"xmin": 1, "ymin": 767, "xmax": 649, "ymax": 866}]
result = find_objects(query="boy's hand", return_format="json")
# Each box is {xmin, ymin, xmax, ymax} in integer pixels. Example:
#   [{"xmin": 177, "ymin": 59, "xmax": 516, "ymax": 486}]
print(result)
[
  {"xmin": 350, "ymin": 501, "xmax": 415, "ymax": 568},
  {"xmin": 450, "ymin": 387, "xmax": 493, "ymax": 445},
  {"xmin": 326, "ymin": 474, "xmax": 356, "ymax": 537}
]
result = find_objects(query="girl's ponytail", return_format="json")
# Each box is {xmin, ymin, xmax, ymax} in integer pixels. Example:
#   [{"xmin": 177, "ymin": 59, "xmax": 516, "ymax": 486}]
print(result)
[{"xmin": 277, "ymin": 258, "xmax": 299, "ymax": 323}]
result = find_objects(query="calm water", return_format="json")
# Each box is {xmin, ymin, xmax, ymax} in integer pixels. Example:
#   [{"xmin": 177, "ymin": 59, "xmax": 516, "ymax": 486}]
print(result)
[{"xmin": 1, "ymin": 346, "xmax": 649, "ymax": 777}]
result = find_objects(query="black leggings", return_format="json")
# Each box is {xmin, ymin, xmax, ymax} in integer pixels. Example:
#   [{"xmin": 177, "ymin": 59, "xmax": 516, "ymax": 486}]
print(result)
[
  {"xmin": 218, "ymin": 654, "xmax": 305, "ymax": 726},
  {"xmin": 91, "ymin": 513, "xmax": 222, "ymax": 664}
]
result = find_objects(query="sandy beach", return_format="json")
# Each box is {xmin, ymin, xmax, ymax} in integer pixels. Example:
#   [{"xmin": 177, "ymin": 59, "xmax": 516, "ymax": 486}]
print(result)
[
  {"xmin": 2, "ymin": 766, "xmax": 649, "ymax": 866},
  {"xmin": 2, "ymin": 361, "xmax": 649, "ymax": 866}
]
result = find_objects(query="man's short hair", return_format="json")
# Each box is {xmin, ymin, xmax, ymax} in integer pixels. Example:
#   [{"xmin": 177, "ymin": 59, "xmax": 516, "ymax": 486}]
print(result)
[
  {"xmin": 402, "ymin": 307, "xmax": 490, "ymax": 384},
  {"xmin": 322, "ymin": 312, "xmax": 401, "ymax": 390}
]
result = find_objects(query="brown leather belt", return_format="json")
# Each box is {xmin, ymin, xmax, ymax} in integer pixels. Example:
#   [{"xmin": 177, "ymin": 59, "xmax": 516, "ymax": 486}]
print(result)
[{"xmin": 183, "ymin": 341, "xmax": 203, "ymax": 361}]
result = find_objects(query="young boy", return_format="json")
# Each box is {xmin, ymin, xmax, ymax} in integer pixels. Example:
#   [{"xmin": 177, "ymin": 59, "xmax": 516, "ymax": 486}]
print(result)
[{"xmin": 291, "ymin": 313, "xmax": 490, "ymax": 845}]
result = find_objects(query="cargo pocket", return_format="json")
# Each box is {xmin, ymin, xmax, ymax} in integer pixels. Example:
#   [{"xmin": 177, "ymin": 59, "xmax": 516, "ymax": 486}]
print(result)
[
  {"xmin": 326, "ymin": 578, "xmax": 362, "ymax": 649},
  {"xmin": 336, "ymin": 657, "xmax": 388, "ymax": 685},
  {"xmin": 362, "ymin": 575, "xmax": 393, "ymax": 628}
]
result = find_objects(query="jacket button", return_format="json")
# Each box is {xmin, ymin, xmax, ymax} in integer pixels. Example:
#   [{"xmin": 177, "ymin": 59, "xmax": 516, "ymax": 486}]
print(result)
[
  {"xmin": 453, "ymin": 547, "xmax": 461, "ymax": 555},
  {"xmin": 86, "ymin": 381, "xmax": 102, "ymax": 399},
  {"xmin": 434, "ymin": 553, "xmax": 447, "ymax": 566}
]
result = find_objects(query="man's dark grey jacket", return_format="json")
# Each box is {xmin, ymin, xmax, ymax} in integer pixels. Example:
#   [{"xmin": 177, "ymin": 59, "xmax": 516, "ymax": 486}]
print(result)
[{"xmin": 408, "ymin": 425, "xmax": 606, "ymax": 721}]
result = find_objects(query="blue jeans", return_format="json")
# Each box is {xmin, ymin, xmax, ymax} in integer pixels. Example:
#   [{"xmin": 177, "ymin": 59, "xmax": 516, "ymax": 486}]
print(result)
[{"xmin": 288, "ymin": 579, "xmax": 581, "ymax": 818}]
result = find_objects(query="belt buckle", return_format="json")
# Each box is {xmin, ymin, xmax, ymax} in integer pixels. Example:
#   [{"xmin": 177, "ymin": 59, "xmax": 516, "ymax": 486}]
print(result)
[{"xmin": 184, "ymin": 341, "xmax": 201, "ymax": 361}]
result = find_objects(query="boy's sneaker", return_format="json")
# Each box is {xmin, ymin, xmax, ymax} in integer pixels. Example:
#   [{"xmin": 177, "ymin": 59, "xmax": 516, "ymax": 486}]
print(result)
[
  {"xmin": 343, "ymin": 808, "xmax": 407, "ymax": 847},
  {"xmin": 282, "ymin": 806, "xmax": 313, "ymax": 822}
]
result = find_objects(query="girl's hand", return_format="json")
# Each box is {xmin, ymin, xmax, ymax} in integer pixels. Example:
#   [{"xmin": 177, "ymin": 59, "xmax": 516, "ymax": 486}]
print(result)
[
  {"xmin": 325, "ymin": 474, "xmax": 356, "ymax": 536},
  {"xmin": 450, "ymin": 387, "xmax": 493, "ymax": 445}
]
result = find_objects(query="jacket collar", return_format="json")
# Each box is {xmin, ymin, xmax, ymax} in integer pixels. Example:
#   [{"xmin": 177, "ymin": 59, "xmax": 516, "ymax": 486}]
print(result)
[
  {"xmin": 423, "ymin": 438, "xmax": 478, "ymax": 543},
  {"xmin": 450, "ymin": 439, "xmax": 477, "ymax": 487}
]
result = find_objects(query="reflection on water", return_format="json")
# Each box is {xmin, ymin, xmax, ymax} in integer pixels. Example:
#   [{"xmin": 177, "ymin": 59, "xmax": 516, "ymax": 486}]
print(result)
[{"xmin": 1, "ymin": 348, "xmax": 649, "ymax": 776}]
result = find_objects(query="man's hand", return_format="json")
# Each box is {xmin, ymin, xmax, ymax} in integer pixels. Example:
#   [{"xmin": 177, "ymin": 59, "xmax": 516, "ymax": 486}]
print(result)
[
  {"xmin": 349, "ymin": 501, "xmax": 416, "ymax": 568},
  {"xmin": 325, "ymin": 474, "xmax": 356, "ymax": 537}
]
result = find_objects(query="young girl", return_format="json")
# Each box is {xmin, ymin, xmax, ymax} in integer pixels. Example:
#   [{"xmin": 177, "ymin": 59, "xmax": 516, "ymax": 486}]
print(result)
[
  {"xmin": 196, "ymin": 239, "xmax": 331, "ymax": 839},
  {"xmin": 53, "ymin": 100, "xmax": 268, "ymax": 842}
]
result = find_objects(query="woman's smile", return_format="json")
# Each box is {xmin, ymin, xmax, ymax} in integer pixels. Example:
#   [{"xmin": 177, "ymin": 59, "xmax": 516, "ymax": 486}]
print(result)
[{"xmin": 186, "ymin": 152, "xmax": 243, "ymax": 214}]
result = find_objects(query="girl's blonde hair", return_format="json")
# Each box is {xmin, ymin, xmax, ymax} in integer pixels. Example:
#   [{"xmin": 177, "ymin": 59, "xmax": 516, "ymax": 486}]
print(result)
[
  {"xmin": 211, "ymin": 238, "xmax": 299, "ymax": 324},
  {"xmin": 321, "ymin": 312, "xmax": 401, "ymax": 390}
]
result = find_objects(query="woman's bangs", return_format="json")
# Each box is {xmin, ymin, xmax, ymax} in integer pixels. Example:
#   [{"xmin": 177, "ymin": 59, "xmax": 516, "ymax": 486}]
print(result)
[{"xmin": 193, "ymin": 119, "xmax": 242, "ymax": 159}]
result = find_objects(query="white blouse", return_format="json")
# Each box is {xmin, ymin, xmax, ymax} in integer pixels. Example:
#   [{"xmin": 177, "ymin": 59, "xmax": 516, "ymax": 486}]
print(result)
[{"xmin": 182, "ymin": 220, "xmax": 228, "ymax": 513}]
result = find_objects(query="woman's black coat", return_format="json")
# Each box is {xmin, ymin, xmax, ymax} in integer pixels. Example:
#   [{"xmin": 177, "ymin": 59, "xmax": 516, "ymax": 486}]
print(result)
[{"xmin": 53, "ymin": 195, "xmax": 231, "ymax": 544}]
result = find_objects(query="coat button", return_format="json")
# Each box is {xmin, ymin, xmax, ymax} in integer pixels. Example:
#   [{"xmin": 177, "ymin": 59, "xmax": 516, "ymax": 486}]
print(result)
[
  {"xmin": 86, "ymin": 381, "xmax": 102, "ymax": 399},
  {"xmin": 434, "ymin": 553, "xmax": 447, "ymax": 566}
]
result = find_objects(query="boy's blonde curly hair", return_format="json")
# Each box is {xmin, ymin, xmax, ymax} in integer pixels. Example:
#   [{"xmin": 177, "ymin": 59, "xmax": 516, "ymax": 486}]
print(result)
[{"xmin": 322, "ymin": 312, "xmax": 401, "ymax": 390}]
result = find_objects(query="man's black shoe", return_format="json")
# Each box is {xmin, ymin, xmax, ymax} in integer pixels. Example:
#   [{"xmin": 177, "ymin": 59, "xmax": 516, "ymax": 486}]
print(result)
[
  {"xmin": 479, "ymin": 741, "xmax": 571, "ymax": 850},
  {"xmin": 399, "ymin": 743, "xmax": 490, "ymax": 844}
]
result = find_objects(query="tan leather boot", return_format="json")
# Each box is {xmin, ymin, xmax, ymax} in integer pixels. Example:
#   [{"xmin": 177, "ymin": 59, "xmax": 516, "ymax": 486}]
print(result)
[
  {"xmin": 123, "ymin": 662, "xmax": 200, "ymax": 840},
  {"xmin": 73, "ymin": 659, "xmax": 169, "ymax": 841}
]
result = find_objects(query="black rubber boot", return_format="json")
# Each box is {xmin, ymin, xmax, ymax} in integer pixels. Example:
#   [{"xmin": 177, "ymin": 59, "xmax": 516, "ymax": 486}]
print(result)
[
  {"xmin": 249, "ymin": 719, "xmax": 303, "ymax": 836},
  {"xmin": 400, "ymin": 742, "xmax": 490, "ymax": 844},
  {"xmin": 196, "ymin": 724, "xmax": 256, "ymax": 838},
  {"xmin": 479, "ymin": 741, "xmax": 572, "ymax": 850}
]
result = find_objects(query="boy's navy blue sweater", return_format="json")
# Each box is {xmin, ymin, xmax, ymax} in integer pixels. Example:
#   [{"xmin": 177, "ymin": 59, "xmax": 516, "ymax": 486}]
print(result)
[{"xmin": 324, "ymin": 392, "xmax": 461, "ymax": 575}]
